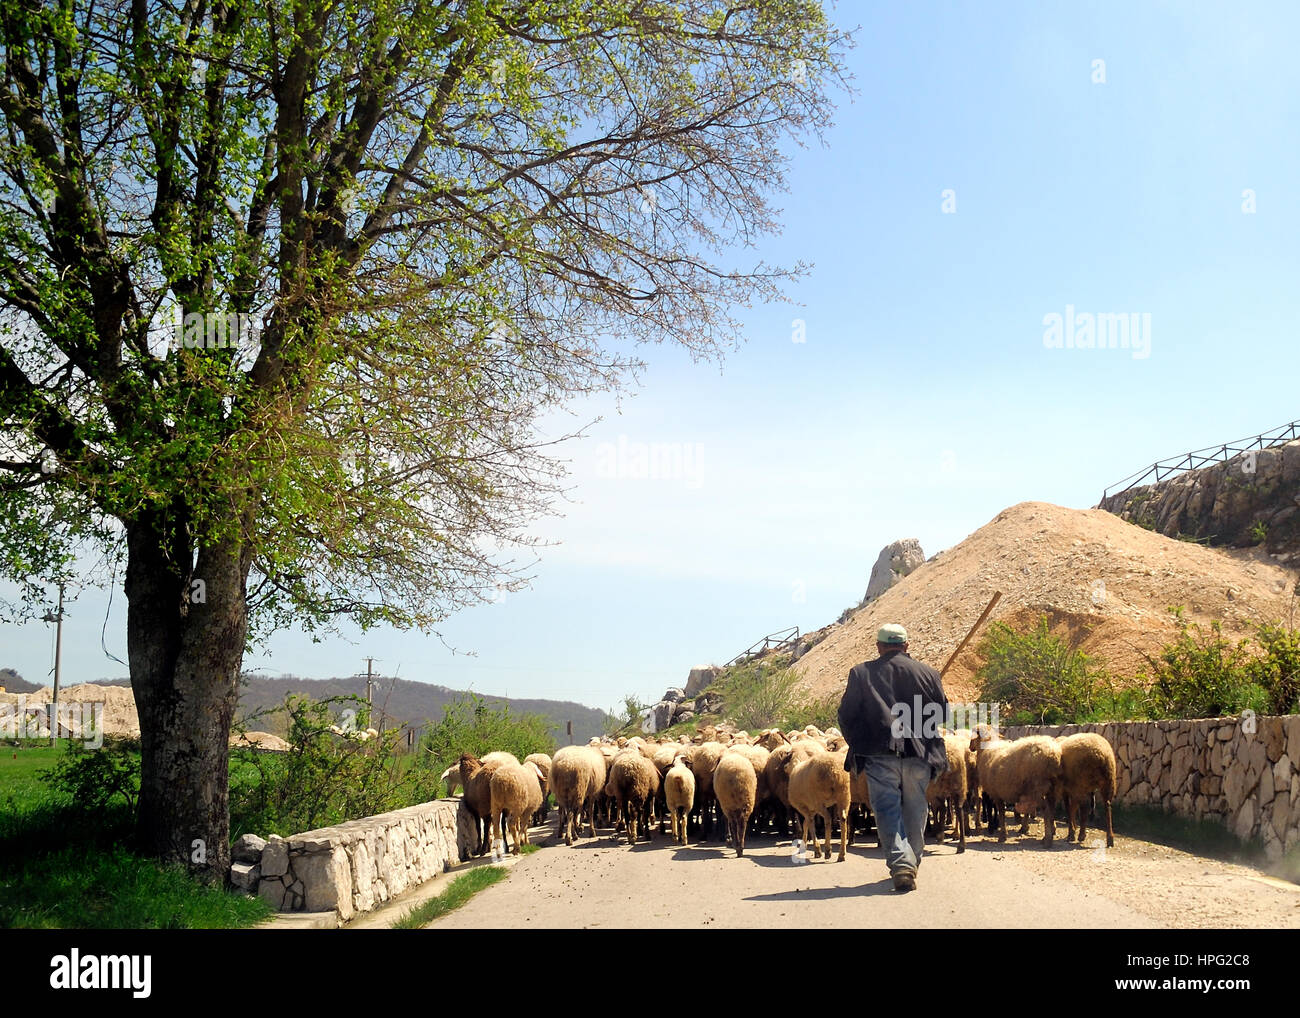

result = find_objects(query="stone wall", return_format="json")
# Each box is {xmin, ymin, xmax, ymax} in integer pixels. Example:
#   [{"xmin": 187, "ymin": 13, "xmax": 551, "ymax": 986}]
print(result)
[
  {"xmin": 1098, "ymin": 438, "xmax": 1300, "ymax": 561},
  {"xmin": 1004, "ymin": 714, "xmax": 1300, "ymax": 861},
  {"xmin": 231, "ymin": 798, "xmax": 479, "ymax": 923}
]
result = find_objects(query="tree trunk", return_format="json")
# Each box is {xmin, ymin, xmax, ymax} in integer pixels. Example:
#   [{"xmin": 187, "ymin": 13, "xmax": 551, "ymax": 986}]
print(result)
[{"xmin": 125, "ymin": 513, "xmax": 248, "ymax": 886}]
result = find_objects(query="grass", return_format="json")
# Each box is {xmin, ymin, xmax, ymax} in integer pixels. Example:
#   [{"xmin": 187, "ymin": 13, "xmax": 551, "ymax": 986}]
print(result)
[
  {"xmin": 390, "ymin": 865, "xmax": 508, "ymax": 929},
  {"xmin": 0, "ymin": 742, "xmax": 272, "ymax": 929},
  {"xmin": 0, "ymin": 844, "xmax": 272, "ymax": 928}
]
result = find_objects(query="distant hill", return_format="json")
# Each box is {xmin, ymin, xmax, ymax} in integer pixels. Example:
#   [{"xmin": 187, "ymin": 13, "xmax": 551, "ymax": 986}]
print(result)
[
  {"xmin": 0, "ymin": 668, "xmax": 42, "ymax": 694},
  {"xmin": 80, "ymin": 672, "xmax": 609, "ymax": 746}
]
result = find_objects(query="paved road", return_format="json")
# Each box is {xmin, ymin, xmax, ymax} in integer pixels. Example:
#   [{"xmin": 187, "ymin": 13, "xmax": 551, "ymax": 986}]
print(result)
[{"xmin": 427, "ymin": 822, "xmax": 1300, "ymax": 929}]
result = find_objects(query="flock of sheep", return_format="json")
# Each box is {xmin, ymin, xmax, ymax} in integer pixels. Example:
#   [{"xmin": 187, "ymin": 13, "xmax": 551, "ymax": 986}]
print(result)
[{"xmin": 442, "ymin": 723, "xmax": 1117, "ymax": 863}]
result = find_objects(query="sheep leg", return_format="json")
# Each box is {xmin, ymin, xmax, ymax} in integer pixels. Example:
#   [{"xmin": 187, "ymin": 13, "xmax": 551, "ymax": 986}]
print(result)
[
  {"xmin": 833, "ymin": 806, "xmax": 847, "ymax": 862},
  {"xmin": 1077, "ymin": 795, "xmax": 1089, "ymax": 843},
  {"xmin": 996, "ymin": 799, "xmax": 1007, "ymax": 843},
  {"xmin": 820, "ymin": 809, "xmax": 832, "ymax": 861},
  {"xmin": 953, "ymin": 796, "xmax": 966, "ymax": 853},
  {"xmin": 1104, "ymin": 799, "xmax": 1114, "ymax": 848}
]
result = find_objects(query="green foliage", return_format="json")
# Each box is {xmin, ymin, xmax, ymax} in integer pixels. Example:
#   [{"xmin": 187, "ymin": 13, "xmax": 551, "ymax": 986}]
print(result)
[
  {"xmin": 1249, "ymin": 519, "xmax": 1268, "ymax": 545},
  {"xmin": 1250, "ymin": 622, "xmax": 1300, "ymax": 714},
  {"xmin": 417, "ymin": 693, "xmax": 555, "ymax": 795},
  {"xmin": 230, "ymin": 694, "xmax": 443, "ymax": 838},
  {"xmin": 1142, "ymin": 609, "xmax": 1270, "ymax": 720},
  {"xmin": 706, "ymin": 654, "xmax": 831, "ymax": 731},
  {"xmin": 38, "ymin": 737, "xmax": 140, "ymax": 819},
  {"xmin": 391, "ymin": 864, "xmax": 508, "ymax": 929},
  {"xmin": 1, "ymin": 745, "xmax": 266, "ymax": 929},
  {"xmin": 0, "ymin": 844, "xmax": 272, "ymax": 929},
  {"xmin": 974, "ymin": 616, "xmax": 1116, "ymax": 724},
  {"xmin": 604, "ymin": 694, "xmax": 646, "ymax": 737}
]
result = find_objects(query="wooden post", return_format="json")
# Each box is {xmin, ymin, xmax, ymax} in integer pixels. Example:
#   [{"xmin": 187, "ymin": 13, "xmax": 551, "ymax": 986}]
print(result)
[{"xmin": 941, "ymin": 591, "xmax": 1002, "ymax": 679}]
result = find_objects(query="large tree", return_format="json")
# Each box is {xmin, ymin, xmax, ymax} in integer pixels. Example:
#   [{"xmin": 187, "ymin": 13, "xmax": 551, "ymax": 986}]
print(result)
[{"xmin": 0, "ymin": 0, "xmax": 847, "ymax": 882}]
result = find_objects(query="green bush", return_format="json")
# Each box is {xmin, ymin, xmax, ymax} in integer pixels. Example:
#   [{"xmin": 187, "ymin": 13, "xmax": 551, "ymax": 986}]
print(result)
[
  {"xmin": 1142, "ymin": 609, "xmax": 1270, "ymax": 720},
  {"xmin": 417, "ymin": 693, "xmax": 556, "ymax": 795},
  {"xmin": 706, "ymin": 654, "xmax": 834, "ymax": 732},
  {"xmin": 230, "ymin": 693, "xmax": 443, "ymax": 838},
  {"xmin": 974, "ymin": 615, "xmax": 1114, "ymax": 724},
  {"xmin": 1249, "ymin": 621, "xmax": 1300, "ymax": 715},
  {"xmin": 39, "ymin": 737, "xmax": 140, "ymax": 819}
]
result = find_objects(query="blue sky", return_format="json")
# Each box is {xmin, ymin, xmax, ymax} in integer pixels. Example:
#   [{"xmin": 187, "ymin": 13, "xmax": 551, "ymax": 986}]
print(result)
[{"xmin": 5, "ymin": 1, "xmax": 1299, "ymax": 715}]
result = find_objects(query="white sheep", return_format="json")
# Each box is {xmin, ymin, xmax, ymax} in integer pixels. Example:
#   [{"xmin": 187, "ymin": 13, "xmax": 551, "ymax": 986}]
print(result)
[
  {"xmin": 664, "ymin": 754, "xmax": 696, "ymax": 845},
  {"xmin": 713, "ymin": 751, "xmax": 758, "ymax": 857},
  {"xmin": 970, "ymin": 727, "xmax": 1062, "ymax": 847},
  {"xmin": 786, "ymin": 749, "xmax": 851, "ymax": 861},
  {"xmin": 489, "ymin": 761, "xmax": 545, "ymax": 855},
  {"xmin": 1057, "ymin": 732, "xmax": 1116, "ymax": 847},
  {"xmin": 439, "ymin": 764, "xmax": 462, "ymax": 798},
  {"xmin": 551, "ymin": 745, "xmax": 607, "ymax": 845}
]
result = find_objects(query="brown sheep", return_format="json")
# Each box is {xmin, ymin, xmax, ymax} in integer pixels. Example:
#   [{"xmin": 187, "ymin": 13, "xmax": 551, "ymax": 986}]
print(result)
[
  {"xmin": 608, "ymin": 749, "xmax": 661, "ymax": 846},
  {"xmin": 551, "ymin": 745, "xmax": 606, "ymax": 845},
  {"xmin": 713, "ymin": 751, "xmax": 758, "ymax": 857},
  {"xmin": 1057, "ymin": 732, "xmax": 1116, "ymax": 847},
  {"xmin": 458, "ymin": 752, "xmax": 513, "ymax": 856},
  {"xmin": 925, "ymin": 732, "xmax": 968, "ymax": 852},
  {"xmin": 524, "ymin": 752, "xmax": 552, "ymax": 824},
  {"xmin": 970, "ymin": 728, "xmax": 1062, "ymax": 846},
  {"xmin": 786, "ymin": 749, "xmax": 851, "ymax": 861},
  {"xmin": 490, "ymin": 761, "xmax": 545, "ymax": 854},
  {"xmin": 664, "ymin": 754, "xmax": 696, "ymax": 845},
  {"xmin": 691, "ymin": 740, "xmax": 728, "ymax": 839}
]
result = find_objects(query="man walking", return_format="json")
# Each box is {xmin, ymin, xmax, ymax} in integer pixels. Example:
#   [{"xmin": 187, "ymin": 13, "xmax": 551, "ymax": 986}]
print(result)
[{"xmin": 837, "ymin": 623, "xmax": 949, "ymax": 892}]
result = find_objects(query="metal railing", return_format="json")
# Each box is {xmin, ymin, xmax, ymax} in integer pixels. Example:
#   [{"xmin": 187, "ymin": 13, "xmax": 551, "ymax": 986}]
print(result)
[
  {"xmin": 725, "ymin": 625, "xmax": 800, "ymax": 667},
  {"xmin": 1102, "ymin": 418, "xmax": 1300, "ymax": 501}
]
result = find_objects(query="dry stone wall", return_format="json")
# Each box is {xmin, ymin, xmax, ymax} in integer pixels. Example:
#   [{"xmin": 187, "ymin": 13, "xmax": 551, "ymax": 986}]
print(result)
[
  {"xmin": 232, "ymin": 798, "xmax": 478, "ymax": 923},
  {"xmin": 1005, "ymin": 714, "xmax": 1300, "ymax": 861}
]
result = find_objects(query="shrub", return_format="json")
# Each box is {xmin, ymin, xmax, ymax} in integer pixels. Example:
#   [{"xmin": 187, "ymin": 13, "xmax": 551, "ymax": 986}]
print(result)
[
  {"xmin": 1249, "ymin": 622, "xmax": 1300, "ymax": 715},
  {"xmin": 1140, "ymin": 608, "xmax": 1270, "ymax": 720},
  {"xmin": 229, "ymin": 693, "xmax": 443, "ymax": 837},
  {"xmin": 417, "ymin": 693, "xmax": 556, "ymax": 795},
  {"xmin": 974, "ymin": 615, "xmax": 1113, "ymax": 724},
  {"xmin": 39, "ymin": 737, "xmax": 140, "ymax": 818}
]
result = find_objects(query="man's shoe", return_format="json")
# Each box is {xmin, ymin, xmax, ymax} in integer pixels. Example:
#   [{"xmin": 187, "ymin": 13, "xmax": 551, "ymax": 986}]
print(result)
[{"xmin": 892, "ymin": 870, "xmax": 916, "ymax": 892}]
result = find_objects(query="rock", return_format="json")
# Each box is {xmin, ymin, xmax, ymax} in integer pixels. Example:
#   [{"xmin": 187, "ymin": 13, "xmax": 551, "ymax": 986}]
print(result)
[
  {"xmin": 661, "ymin": 687, "xmax": 687, "ymax": 704},
  {"xmin": 230, "ymin": 862, "xmax": 260, "ymax": 893},
  {"xmin": 231, "ymin": 833, "xmax": 267, "ymax": 864},
  {"xmin": 653, "ymin": 701, "xmax": 675, "ymax": 731},
  {"xmin": 674, "ymin": 710, "xmax": 695, "ymax": 726},
  {"xmin": 684, "ymin": 666, "xmax": 720, "ymax": 697},
  {"xmin": 1262, "ymin": 717, "xmax": 1287, "ymax": 761},
  {"xmin": 257, "ymin": 877, "xmax": 285, "ymax": 910},
  {"xmin": 261, "ymin": 835, "xmax": 289, "ymax": 877},
  {"xmin": 297, "ymin": 845, "xmax": 354, "ymax": 920},
  {"xmin": 1233, "ymin": 800, "xmax": 1255, "ymax": 841},
  {"xmin": 861, "ymin": 538, "xmax": 925, "ymax": 604}
]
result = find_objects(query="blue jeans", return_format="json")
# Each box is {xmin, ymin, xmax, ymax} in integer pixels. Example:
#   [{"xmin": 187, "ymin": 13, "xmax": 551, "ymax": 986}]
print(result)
[{"xmin": 863, "ymin": 755, "xmax": 933, "ymax": 876}]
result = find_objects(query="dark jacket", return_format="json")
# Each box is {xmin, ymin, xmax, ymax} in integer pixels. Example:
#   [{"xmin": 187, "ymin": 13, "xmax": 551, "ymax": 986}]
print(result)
[{"xmin": 837, "ymin": 649, "xmax": 949, "ymax": 773}]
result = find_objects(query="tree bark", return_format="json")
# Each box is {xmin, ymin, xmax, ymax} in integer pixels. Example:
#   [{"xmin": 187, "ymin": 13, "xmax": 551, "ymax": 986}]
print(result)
[{"xmin": 125, "ymin": 512, "xmax": 248, "ymax": 886}]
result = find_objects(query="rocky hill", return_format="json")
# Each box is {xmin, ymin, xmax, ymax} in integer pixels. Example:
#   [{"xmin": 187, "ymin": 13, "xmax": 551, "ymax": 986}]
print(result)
[
  {"xmin": 792, "ymin": 501, "xmax": 1299, "ymax": 705},
  {"xmin": 1100, "ymin": 437, "xmax": 1300, "ymax": 561}
]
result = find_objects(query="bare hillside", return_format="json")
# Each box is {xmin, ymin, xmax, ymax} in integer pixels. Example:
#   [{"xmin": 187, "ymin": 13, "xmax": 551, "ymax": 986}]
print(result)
[{"xmin": 794, "ymin": 501, "xmax": 1299, "ymax": 704}]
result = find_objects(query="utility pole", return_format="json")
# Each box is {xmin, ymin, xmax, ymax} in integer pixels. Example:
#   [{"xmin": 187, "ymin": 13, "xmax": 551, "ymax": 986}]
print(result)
[{"xmin": 43, "ymin": 583, "xmax": 64, "ymax": 747}]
